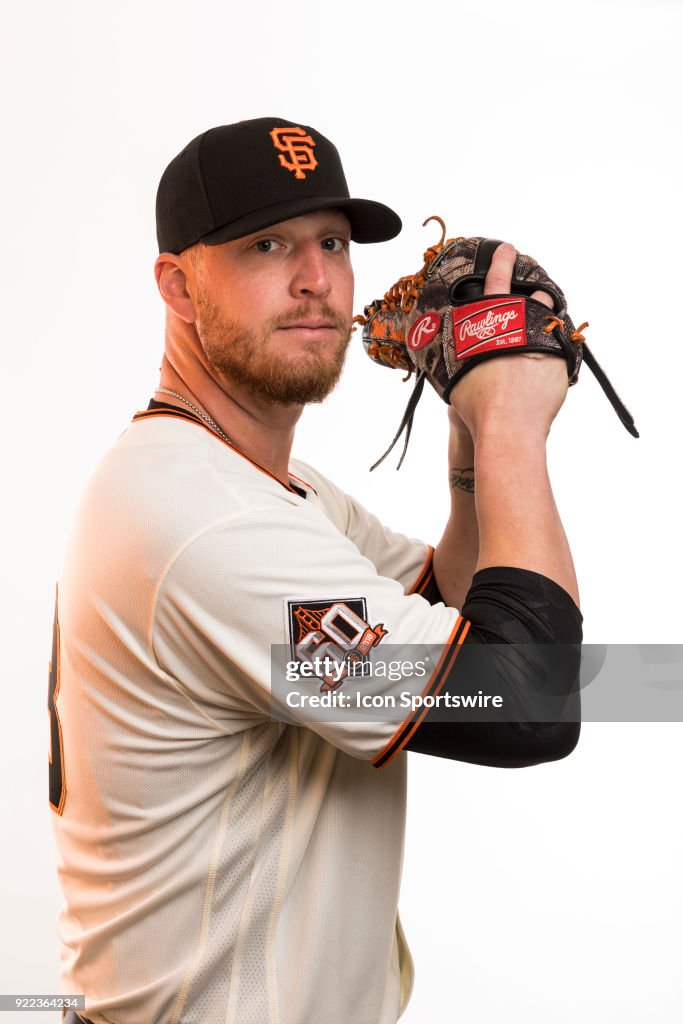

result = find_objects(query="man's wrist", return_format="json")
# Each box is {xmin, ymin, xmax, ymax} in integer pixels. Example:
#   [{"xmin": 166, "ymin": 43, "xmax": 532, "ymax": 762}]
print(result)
[
  {"xmin": 473, "ymin": 429, "xmax": 548, "ymax": 455},
  {"xmin": 448, "ymin": 423, "xmax": 475, "ymax": 459},
  {"xmin": 449, "ymin": 397, "xmax": 553, "ymax": 449}
]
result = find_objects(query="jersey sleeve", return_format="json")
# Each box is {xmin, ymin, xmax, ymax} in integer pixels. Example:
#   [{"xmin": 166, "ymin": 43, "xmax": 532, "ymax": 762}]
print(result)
[
  {"xmin": 288, "ymin": 460, "xmax": 437, "ymax": 597},
  {"xmin": 152, "ymin": 503, "xmax": 465, "ymax": 765}
]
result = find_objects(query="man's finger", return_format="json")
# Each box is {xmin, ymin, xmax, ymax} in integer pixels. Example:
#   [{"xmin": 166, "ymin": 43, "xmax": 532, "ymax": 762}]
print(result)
[
  {"xmin": 483, "ymin": 245, "xmax": 554, "ymax": 310},
  {"xmin": 531, "ymin": 288, "xmax": 554, "ymax": 310},
  {"xmin": 483, "ymin": 242, "xmax": 516, "ymax": 296}
]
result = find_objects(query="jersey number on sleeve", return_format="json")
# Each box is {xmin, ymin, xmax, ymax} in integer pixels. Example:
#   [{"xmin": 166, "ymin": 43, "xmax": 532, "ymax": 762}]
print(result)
[{"xmin": 48, "ymin": 587, "xmax": 66, "ymax": 814}]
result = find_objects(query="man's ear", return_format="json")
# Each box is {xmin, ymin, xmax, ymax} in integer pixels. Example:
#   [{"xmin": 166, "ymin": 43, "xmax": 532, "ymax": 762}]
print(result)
[{"xmin": 154, "ymin": 254, "xmax": 197, "ymax": 324}]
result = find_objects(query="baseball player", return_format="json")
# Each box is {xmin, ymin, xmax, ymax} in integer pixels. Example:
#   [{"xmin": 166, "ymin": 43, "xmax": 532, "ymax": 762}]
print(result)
[{"xmin": 49, "ymin": 118, "xmax": 582, "ymax": 1024}]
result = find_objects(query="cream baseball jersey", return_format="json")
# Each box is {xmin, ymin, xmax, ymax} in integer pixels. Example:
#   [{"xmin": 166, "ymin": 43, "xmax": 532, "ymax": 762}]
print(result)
[{"xmin": 49, "ymin": 403, "xmax": 467, "ymax": 1024}]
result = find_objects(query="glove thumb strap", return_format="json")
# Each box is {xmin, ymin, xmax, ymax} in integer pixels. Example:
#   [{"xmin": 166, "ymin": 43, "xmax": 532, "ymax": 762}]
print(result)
[{"xmin": 370, "ymin": 371, "xmax": 428, "ymax": 471}]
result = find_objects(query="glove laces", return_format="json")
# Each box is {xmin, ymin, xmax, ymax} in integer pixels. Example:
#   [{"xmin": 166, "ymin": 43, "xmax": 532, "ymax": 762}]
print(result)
[
  {"xmin": 355, "ymin": 217, "xmax": 457, "ymax": 471},
  {"xmin": 353, "ymin": 216, "xmax": 458, "ymax": 382},
  {"xmin": 353, "ymin": 216, "xmax": 456, "ymax": 329}
]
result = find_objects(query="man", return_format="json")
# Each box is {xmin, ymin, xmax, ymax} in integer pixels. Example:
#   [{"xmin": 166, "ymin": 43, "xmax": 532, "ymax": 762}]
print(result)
[{"xmin": 50, "ymin": 118, "xmax": 582, "ymax": 1024}]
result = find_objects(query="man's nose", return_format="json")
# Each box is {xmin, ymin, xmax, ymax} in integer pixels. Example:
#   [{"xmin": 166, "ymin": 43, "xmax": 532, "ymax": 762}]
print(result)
[{"xmin": 289, "ymin": 243, "xmax": 331, "ymax": 300}]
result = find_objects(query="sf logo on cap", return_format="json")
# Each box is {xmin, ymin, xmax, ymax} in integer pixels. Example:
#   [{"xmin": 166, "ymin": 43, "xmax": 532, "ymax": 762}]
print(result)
[{"xmin": 270, "ymin": 126, "xmax": 318, "ymax": 180}]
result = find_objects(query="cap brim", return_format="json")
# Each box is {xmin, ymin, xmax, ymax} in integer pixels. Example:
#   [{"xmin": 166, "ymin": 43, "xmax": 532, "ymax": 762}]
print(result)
[{"xmin": 199, "ymin": 196, "xmax": 401, "ymax": 246}]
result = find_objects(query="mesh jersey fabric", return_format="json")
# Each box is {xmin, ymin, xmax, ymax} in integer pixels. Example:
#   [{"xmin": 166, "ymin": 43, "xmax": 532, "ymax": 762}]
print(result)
[{"xmin": 50, "ymin": 407, "xmax": 463, "ymax": 1024}]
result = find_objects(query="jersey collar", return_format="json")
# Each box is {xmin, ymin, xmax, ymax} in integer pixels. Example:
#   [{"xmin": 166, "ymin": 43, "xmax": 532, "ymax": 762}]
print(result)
[{"xmin": 131, "ymin": 399, "xmax": 314, "ymax": 499}]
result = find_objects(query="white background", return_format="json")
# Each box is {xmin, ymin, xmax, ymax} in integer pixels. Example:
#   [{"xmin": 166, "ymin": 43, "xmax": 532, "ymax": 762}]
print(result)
[{"xmin": 2, "ymin": 0, "xmax": 682, "ymax": 1021}]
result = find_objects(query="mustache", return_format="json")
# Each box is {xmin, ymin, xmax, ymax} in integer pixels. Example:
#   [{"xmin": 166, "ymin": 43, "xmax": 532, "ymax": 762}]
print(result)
[{"xmin": 269, "ymin": 304, "xmax": 351, "ymax": 333}]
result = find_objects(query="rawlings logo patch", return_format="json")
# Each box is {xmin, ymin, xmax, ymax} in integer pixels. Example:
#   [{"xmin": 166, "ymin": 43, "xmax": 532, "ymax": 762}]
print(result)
[
  {"xmin": 286, "ymin": 598, "xmax": 388, "ymax": 692},
  {"xmin": 269, "ymin": 125, "xmax": 318, "ymax": 180},
  {"xmin": 408, "ymin": 312, "xmax": 441, "ymax": 351},
  {"xmin": 452, "ymin": 298, "xmax": 526, "ymax": 358}
]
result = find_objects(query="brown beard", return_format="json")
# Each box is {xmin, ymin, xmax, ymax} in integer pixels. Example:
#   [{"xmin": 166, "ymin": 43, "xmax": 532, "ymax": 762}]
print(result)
[{"xmin": 194, "ymin": 290, "xmax": 352, "ymax": 406}]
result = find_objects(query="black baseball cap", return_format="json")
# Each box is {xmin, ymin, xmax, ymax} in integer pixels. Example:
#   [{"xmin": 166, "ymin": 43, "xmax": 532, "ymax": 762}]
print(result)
[{"xmin": 156, "ymin": 117, "xmax": 402, "ymax": 253}]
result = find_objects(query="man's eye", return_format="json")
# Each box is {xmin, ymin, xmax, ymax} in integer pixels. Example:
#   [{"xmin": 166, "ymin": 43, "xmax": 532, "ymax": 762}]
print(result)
[
  {"xmin": 254, "ymin": 239, "xmax": 282, "ymax": 253},
  {"xmin": 321, "ymin": 237, "xmax": 349, "ymax": 253}
]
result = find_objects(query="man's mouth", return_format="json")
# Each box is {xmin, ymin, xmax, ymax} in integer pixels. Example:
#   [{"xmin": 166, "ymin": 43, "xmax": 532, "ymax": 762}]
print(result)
[{"xmin": 279, "ymin": 318, "xmax": 337, "ymax": 330}]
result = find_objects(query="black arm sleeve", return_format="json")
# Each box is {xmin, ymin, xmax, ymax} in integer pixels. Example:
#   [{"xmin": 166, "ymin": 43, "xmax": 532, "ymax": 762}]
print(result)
[{"xmin": 404, "ymin": 566, "xmax": 582, "ymax": 768}]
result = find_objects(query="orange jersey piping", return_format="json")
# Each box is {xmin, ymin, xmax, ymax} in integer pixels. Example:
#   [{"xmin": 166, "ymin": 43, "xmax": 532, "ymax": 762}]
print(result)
[
  {"xmin": 371, "ymin": 615, "xmax": 471, "ymax": 770},
  {"xmin": 407, "ymin": 544, "xmax": 435, "ymax": 596},
  {"xmin": 131, "ymin": 407, "xmax": 318, "ymax": 497}
]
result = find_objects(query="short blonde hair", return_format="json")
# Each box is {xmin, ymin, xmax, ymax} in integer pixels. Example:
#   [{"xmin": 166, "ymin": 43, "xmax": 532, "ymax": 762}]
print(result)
[{"xmin": 181, "ymin": 242, "xmax": 205, "ymax": 269}]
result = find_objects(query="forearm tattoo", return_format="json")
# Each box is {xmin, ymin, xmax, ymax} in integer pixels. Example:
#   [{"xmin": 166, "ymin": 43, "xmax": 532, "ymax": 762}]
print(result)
[{"xmin": 449, "ymin": 465, "xmax": 475, "ymax": 494}]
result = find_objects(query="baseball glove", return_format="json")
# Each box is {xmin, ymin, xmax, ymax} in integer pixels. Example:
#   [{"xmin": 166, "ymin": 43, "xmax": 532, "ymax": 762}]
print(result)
[{"xmin": 354, "ymin": 218, "xmax": 638, "ymax": 469}]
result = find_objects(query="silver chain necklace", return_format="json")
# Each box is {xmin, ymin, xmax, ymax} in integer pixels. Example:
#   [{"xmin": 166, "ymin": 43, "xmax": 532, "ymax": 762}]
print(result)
[{"xmin": 154, "ymin": 388, "xmax": 238, "ymax": 448}]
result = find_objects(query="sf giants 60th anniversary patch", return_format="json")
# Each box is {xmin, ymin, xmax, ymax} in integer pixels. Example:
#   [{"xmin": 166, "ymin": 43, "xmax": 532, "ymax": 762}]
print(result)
[{"xmin": 286, "ymin": 598, "xmax": 388, "ymax": 692}]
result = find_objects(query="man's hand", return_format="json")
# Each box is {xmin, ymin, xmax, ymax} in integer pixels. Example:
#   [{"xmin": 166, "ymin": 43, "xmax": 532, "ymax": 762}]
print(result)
[{"xmin": 448, "ymin": 243, "xmax": 569, "ymax": 443}]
